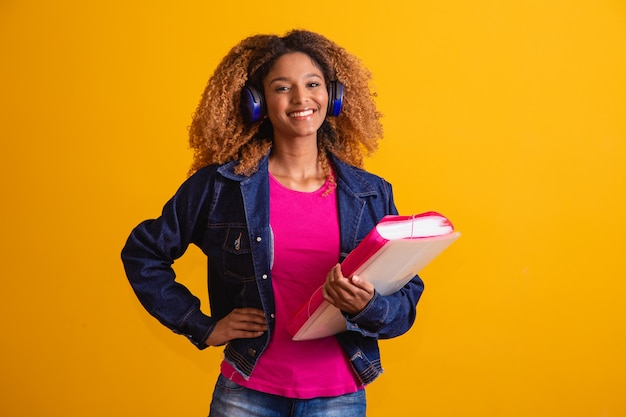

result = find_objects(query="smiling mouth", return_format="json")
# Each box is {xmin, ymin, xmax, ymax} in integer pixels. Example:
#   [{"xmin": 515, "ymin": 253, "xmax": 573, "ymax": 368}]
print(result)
[{"xmin": 289, "ymin": 109, "xmax": 314, "ymax": 118}]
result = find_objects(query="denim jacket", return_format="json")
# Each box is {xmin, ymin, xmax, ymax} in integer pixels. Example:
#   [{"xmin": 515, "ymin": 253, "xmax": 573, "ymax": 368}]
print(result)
[{"xmin": 121, "ymin": 152, "xmax": 424, "ymax": 385}]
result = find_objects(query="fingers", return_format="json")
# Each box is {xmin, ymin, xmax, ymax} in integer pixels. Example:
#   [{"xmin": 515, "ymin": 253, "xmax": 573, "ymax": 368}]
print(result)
[
  {"xmin": 229, "ymin": 308, "xmax": 268, "ymax": 332},
  {"xmin": 323, "ymin": 265, "xmax": 375, "ymax": 315},
  {"xmin": 348, "ymin": 275, "xmax": 375, "ymax": 293},
  {"xmin": 230, "ymin": 307, "xmax": 267, "ymax": 324},
  {"xmin": 205, "ymin": 308, "xmax": 268, "ymax": 346},
  {"xmin": 325, "ymin": 265, "xmax": 373, "ymax": 295},
  {"xmin": 322, "ymin": 264, "xmax": 344, "ymax": 303}
]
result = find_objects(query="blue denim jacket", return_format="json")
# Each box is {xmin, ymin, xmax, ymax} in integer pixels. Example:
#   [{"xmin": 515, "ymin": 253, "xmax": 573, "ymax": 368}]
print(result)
[{"xmin": 121, "ymin": 152, "xmax": 424, "ymax": 385}]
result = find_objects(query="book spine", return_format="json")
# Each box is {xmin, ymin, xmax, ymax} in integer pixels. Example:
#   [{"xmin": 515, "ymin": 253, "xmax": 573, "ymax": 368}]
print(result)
[{"xmin": 340, "ymin": 227, "xmax": 389, "ymax": 277}]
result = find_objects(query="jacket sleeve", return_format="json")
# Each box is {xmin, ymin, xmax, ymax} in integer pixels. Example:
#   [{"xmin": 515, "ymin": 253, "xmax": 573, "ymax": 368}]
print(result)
[
  {"xmin": 120, "ymin": 168, "xmax": 216, "ymax": 349},
  {"xmin": 345, "ymin": 275, "xmax": 425, "ymax": 339},
  {"xmin": 344, "ymin": 178, "xmax": 426, "ymax": 339}
]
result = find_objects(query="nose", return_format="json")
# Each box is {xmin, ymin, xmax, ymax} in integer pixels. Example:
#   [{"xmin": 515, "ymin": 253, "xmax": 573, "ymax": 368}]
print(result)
[{"xmin": 290, "ymin": 85, "xmax": 308, "ymax": 104}]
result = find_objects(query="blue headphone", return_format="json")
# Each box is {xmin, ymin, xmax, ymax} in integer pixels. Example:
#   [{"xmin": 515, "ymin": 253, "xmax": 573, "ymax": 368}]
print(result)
[{"xmin": 241, "ymin": 81, "xmax": 344, "ymax": 124}]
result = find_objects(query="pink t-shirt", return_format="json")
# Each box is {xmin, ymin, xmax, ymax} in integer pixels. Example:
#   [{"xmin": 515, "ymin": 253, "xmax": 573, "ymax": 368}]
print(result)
[{"xmin": 220, "ymin": 173, "xmax": 362, "ymax": 398}]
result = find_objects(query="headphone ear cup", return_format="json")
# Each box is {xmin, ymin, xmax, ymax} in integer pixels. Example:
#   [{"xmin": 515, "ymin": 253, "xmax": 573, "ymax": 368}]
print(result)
[
  {"xmin": 327, "ymin": 81, "xmax": 344, "ymax": 117},
  {"xmin": 241, "ymin": 85, "xmax": 265, "ymax": 124}
]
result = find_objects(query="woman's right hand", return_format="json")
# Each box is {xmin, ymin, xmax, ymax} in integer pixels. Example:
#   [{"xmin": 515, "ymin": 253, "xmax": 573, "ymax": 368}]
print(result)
[{"xmin": 205, "ymin": 308, "xmax": 268, "ymax": 346}]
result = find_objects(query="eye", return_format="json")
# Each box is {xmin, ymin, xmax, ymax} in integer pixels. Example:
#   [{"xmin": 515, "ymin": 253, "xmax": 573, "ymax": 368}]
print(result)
[
  {"xmin": 274, "ymin": 85, "xmax": 290, "ymax": 92},
  {"xmin": 308, "ymin": 81, "xmax": 322, "ymax": 88}
]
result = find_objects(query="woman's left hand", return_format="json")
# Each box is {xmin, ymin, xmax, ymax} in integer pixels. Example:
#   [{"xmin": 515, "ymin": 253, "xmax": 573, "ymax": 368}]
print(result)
[{"xmin": 322, "ymin": 264, "xmax": 375, "ymax": 315}]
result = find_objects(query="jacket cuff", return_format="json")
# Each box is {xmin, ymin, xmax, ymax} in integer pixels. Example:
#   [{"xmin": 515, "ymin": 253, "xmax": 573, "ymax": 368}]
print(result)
[
  {"xmin": 344, "ymin": 291, "xmax": 389, "ymax": 336},
  {"xmin": 176, "ymin": 307, "xmax": 215, "ymax": 350}
]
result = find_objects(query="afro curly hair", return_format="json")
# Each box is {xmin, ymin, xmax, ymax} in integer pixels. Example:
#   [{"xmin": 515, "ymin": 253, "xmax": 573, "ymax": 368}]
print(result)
[{"xmin": 188, "ymin": 29, "xmax": 383, "ymax": 177}]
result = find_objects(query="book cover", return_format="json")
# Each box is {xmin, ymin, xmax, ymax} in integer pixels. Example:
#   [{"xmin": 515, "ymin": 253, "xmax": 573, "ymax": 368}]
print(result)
[{"xmin": 287, "ymin": 212, "xmax": 460, "ymax": 341}]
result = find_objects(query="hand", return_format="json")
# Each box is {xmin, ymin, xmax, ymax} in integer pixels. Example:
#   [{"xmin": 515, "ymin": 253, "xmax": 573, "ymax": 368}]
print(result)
[
  {"xmin": 205, "ymin": 308, "xmax": 268, "ymax": 346},
  {"xmin": 322, "ymin": 264, "xmax": 375, "ymax": 315}
]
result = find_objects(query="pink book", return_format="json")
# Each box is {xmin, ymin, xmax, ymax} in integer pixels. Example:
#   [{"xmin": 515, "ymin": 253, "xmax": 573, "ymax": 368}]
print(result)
[{"xmin": 287, "ymin": 212, "xmax": 461, "ymax": 341}]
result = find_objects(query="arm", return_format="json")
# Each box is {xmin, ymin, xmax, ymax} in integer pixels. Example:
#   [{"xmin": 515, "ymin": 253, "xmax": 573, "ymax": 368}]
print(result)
[
  {"xmin": 323, "ymin": 264, "xmax": 424, "ymax": 339},
  {"xmin": 330, "ymin": 172, "xmax": 425, "ymax": 339},
  {"xmin": 121, "ymin": 171, "xmax": 214, "ymax": 348}
]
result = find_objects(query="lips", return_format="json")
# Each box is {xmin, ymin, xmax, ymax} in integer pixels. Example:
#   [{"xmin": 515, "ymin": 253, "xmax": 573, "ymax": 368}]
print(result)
[{"xmin": 289, "ymin": 109, "xmax": 314, "ymax": 118}]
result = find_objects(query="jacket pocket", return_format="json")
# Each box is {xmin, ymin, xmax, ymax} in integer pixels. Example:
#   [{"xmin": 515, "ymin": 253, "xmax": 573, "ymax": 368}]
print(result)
[{"xmin": 222, "ymin": 227, "xmax": 256, "ymax": 282}]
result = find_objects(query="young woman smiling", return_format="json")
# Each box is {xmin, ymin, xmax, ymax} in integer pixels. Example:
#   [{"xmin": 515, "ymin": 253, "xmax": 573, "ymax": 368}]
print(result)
[{"xmin": 121, "ymin": 29, "xmax": 424, "ymax": 417}]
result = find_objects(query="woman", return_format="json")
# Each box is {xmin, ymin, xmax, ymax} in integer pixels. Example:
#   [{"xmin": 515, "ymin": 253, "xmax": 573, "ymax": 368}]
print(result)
[{"xmin": 121, "ymin": 29, "xmax": 424, "ymax": 417}]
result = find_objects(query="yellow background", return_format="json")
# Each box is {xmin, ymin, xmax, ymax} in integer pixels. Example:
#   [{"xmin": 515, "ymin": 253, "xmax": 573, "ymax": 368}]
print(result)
[{"xmin": 1, "ymin": 0, "xmax": 625, "ymax": 416}]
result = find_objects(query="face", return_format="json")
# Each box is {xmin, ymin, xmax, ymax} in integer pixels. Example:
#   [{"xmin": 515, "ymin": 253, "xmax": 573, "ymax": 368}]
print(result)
[{"xmin": 262, "ymin": 52, "xmax": 329, "ymax": 143}]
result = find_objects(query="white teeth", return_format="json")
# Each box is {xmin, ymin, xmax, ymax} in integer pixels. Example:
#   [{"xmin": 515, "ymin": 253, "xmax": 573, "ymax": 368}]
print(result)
[{"xmin": 290, "ymin": 109, "xmax": 314, "ymax": 117}]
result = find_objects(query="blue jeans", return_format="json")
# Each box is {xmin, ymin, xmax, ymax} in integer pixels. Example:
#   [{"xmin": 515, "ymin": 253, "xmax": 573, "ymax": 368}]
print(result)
[{"xmin": 208, "ymin": 374, "xmax": 366, "ymax": 417}]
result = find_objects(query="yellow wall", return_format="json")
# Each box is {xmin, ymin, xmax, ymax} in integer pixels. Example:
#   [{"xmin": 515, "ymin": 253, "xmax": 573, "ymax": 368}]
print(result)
[{"xmin": 1, "ymin": 1, "xmax": 625, "ymax": 416}]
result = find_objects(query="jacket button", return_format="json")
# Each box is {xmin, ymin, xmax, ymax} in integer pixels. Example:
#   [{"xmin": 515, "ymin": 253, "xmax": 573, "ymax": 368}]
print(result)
[
  {"xmin": 256, "ymin": 236, "xmax": 262, "ymax": 242},
  {"xmin": 247, "ymin": 348, "xmax": 257, "ymax": 358},
  {"xmin": 262, "ymin": 274, "xmax": 268, "ymax": 279}
]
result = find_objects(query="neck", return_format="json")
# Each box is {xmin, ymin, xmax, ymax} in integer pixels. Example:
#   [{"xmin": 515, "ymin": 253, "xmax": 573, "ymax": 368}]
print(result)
[{"xmin": 268, "ymin": 144, "xmax": 327, "ymax": 192}]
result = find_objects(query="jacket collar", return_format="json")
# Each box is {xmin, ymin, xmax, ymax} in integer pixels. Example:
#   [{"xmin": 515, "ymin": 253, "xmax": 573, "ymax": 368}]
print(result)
[
  {"xmin": 216, "ymin": 150, "xmax": 380, "ymax": 198},
  {"xmin": 216, "ymin": 153, "xmax": 270, "ymax": 184},
  {"xmin": 330, "ymin": 154, "xmax": 379, "ymax": 198}
]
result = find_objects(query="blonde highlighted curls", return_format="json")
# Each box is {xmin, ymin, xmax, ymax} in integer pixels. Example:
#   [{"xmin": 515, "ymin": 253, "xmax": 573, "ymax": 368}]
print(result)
[{"xmin": 188, "ymin": 29, "xmax": 383, "ymax": 176}]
